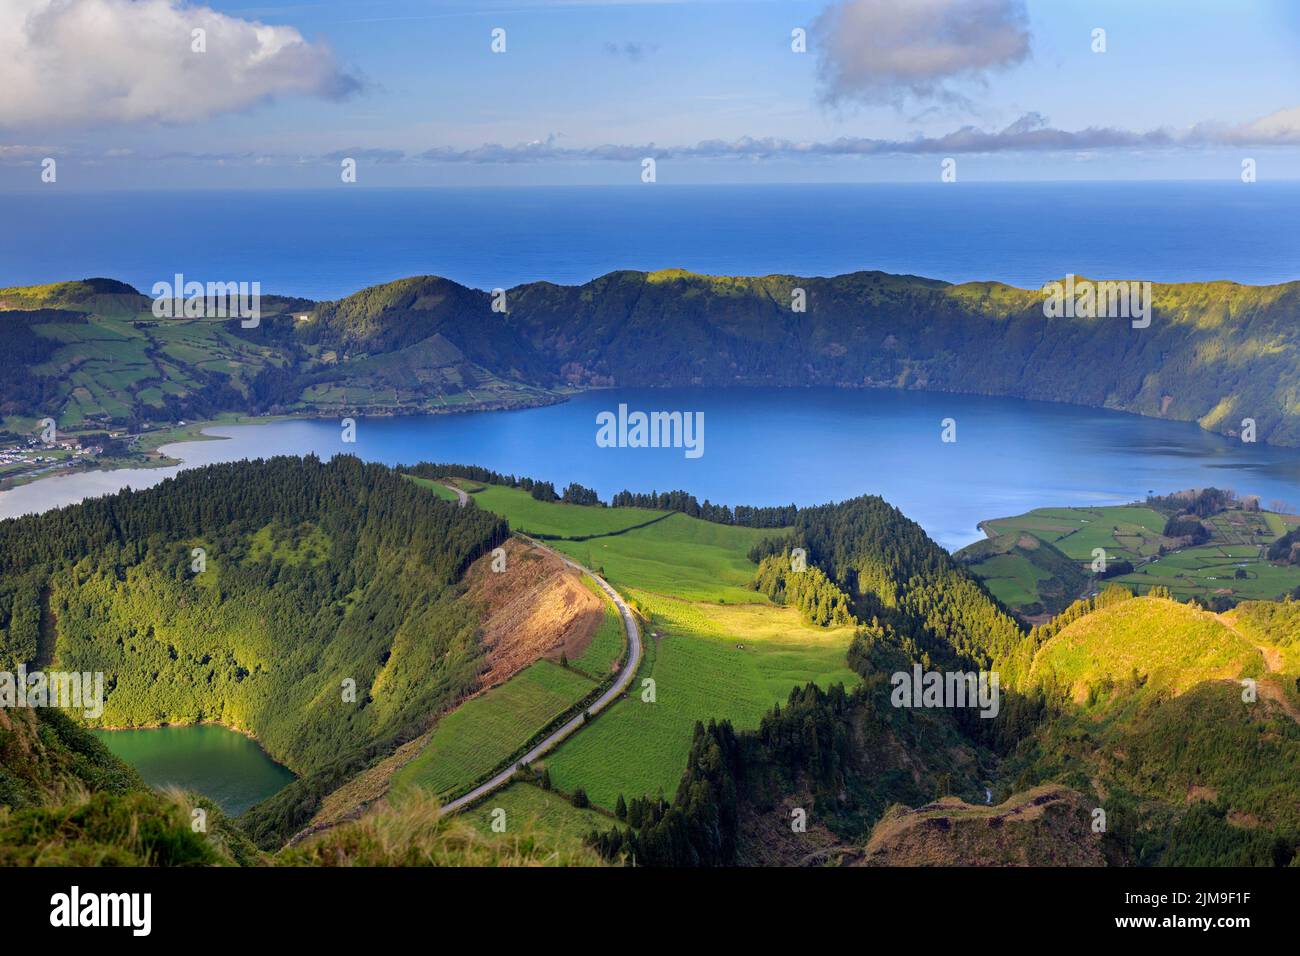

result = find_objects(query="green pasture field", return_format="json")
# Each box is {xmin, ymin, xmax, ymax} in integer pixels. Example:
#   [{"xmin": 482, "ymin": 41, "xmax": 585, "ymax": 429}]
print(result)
[
  {"xmin": 1116, "ymin": 545, "xmax": 1300, "ymax": 602},
  {"xmin": 570, "ymin": 578, "xmax": 626, "ymax": 681},
  {"xmin": 971, "ymin": 552, "xmax": 1052, "ymax": 608},
  {"xmin": 977, "ymin": 502, "xmax": 1300, "ymax": 607},
  {"xmin": 450, "ymin": 482, "xmax": 839, "ymax": 809},
  {"xmin": 401, "ymin": 477, "xmax": 849, "ymax": 814},
  {"xmin": 550, "ymin": 512, "xmax": 776, "ymax": 604},
  {"xmin": 390, "ymin": 660, "xmax": 595, "ymax": 800},
  {"xmin": 468, "ymin": 484, "xmax": 668, "ymax": 539},
  {"xmin": 984, "ymin": 505, "xmax": 1171, "ymax": 563},
  {"xmin": 542, "ymin": 591, "xmax": 859, "ymax": 810}
]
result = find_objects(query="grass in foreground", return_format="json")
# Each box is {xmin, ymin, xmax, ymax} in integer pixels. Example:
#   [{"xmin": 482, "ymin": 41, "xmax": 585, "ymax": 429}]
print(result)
[
  {"xmin": 0, "ymin": 789, "xmax": 258, "ymax": 867},
  {"xmin": 469, "ymin": 782, "xmax": 612, "ymax": 852},
  {"xmin": 279, "ymin": 790, "xmax": 603, "ymax": 866}
]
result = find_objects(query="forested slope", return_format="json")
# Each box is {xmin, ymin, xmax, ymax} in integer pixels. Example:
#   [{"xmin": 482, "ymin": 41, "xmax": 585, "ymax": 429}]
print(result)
[
  {"xmin": 0, "ymin": 455, "xmax": 509, "ymax": 845},
  {"xmin": 6, "ymin": 269, "xmax": 1300, "ymax": 445},
  {"xmin": 749, "ymin": 495, "xmax": 1027, "ymax": 677},
  {"xmin": 590, "ymin": 498, "xmax": 1299, "ymax": 867}
]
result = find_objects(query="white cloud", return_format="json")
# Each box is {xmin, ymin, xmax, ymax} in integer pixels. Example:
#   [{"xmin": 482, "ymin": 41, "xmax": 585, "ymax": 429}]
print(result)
[
  {"xmin": 812, "ymin": 0, "xmax": 1031, "ymax": 107},
  {"xmin": 0, "ymin": 0, "xmax": 360, "ymax": 128},
  {"xmin": 0, "ymin": 143, "xmax": 59, "ymax": 163},
  {"xmin": 12, "ymin": 106, "xmax": 1298, "ymax": 170},
  {"xmin": 410, "ymin": 106, "xmax": 1300, "ymax": 162},
  {"xmin": 1202, "ymin": 106, "xmax": 1300, "ymax": 145}
]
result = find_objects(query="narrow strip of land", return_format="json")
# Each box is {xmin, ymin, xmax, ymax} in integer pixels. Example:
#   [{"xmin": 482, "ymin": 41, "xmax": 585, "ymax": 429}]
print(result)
[
  {"xmin": 436, "ymin": 485, "xmax": 642, "ymax": 816},
  {"xmin": 442, "ymin": 482, "xmax": 470, "ymax": 507}
]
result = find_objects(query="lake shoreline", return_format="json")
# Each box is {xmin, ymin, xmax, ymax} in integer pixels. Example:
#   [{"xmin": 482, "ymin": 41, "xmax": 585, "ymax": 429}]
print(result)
[
  {"xmin": 9, "ymin": 382, "xmax": 1298, "ymax": 501},
  {"xmin": 91, "ymin": 723, "xmax": 298, "ymax": 817},
  {"xmin": 5, "ymin": 386, "xmax": 1300, "ymax": 552}
]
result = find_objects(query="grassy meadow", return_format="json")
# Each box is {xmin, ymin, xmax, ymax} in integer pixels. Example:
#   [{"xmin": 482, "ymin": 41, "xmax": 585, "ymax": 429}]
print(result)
[
  {"xmin": 970, "ymin": 552, "xmax": 1054, "ymax": 608},
  {"xmin": 982, "ymin": 505, "xmax": 1171, "ymax": 563},
  {"xmin": 570, "ymin": 578, "xmax": 627, "ymax": 681},
  {"xmin": 395, "ymin": 482, "xmax": 858, "ymax": 813},
  {"xmin": 967, "ymin": 502, "xmax": 1300, "ymax": 613},
  {"xmin": 390, "ymin": 660, "xmax": 596, "ymax": 800},
  {"xmin": 543, "ymin": 591, "xmax": 859, "ymax": 810},
  {"xmin": 470, "ymin": 485, "xmax": 667, "ymax": 538},
  {"xmin": 550, "ymin": 512, "xmax": 775, "ymax": 604}
]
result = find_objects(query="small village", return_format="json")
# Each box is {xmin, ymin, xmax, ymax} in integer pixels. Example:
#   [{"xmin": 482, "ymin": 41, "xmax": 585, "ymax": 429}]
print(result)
[{"xmin": 0, "ymin": 428, "xmax": 144, "ymax": 487}]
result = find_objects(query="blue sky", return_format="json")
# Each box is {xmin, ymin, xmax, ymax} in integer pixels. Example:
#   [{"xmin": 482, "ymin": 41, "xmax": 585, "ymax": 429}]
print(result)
[{"xmin": 1, "ymin": 0, "xmax": 1298, "ymax": 188}]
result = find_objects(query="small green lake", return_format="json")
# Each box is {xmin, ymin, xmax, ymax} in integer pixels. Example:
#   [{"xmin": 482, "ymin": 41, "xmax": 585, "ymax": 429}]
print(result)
[{"xmin": 91, "ymin": 725, "xmax": 295, "ymax": 816}]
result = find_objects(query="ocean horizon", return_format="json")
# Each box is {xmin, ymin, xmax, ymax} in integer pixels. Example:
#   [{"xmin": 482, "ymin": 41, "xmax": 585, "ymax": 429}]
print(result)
[{"xmin": 4, "ymin": 181, "xmax": 1297, "ymax": 299}]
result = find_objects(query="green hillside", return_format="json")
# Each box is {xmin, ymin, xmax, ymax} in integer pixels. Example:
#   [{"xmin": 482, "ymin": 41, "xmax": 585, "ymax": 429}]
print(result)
[
  {"xmin": 7, "ymin": 269, "xmax": 1300, "ymax": 447},
  {"xmin": 965, "ymin": 498, "xmax": 1300, "ymax": 614},
  {"xmin": 956, "ymin": 530, "xmax": 1090, "ymax": 619},
  {"xmin": 0, "ymin": 704, "xmax": 594, "ymax": 867},
  {"xmin": 5, "ymin": 453, "xmax": 1299, "ymax": 867},
  {"xmin": 1028, "ymin": 596, "xmax": 1265, "ymax": 702},
  {"xmin": 0, "ymin": 705, "xmax": 259, "ymax": 866},
  {"xmin": 0, "ymin": 455, "xmax": 509, "ymax": 847},
  {"xmin": 407, "ymin": 478, "xmax": 856, "ymax": 810},
  {"xmin": 0, "ymin": 277, "xmax": 552, "ymax": 439}
]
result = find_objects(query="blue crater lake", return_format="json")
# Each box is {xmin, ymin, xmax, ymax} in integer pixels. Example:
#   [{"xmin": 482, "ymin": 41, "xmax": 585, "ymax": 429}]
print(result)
[
  {"xmin": 4, "ymin": 387, "xmax": 1300, "ymax": 551},
  {"xmin": 91, "ymin": 725, "xmax": 295, "ymax": 817}
]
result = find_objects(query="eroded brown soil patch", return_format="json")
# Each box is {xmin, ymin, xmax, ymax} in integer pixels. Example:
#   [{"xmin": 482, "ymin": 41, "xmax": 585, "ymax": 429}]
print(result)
[{"xmin": 465, "ymin": 538, "xmax": 603, "ymax": 690}]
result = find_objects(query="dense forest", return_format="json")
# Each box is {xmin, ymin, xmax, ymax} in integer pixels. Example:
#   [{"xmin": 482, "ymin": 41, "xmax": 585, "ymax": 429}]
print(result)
[
  {"xmin": 749, "ymin": 495, "xmax": 1027, "ymax": 678},
  {"xmin": 9, "ymin": 270, "xmax": 1300, "ymax": 445},
  {"xmin": 1268, "ymin": 527, "xmax": 1300, "ymax": 564},
  {"xmin": 1163, "ymin": 513, "xmax": 1210, "ymax": 543},
  {"xmin": 752, "ymin": 553, "xmax": 856, "ymax": 626},
  {"xmin": 0, "ymin": 455, "xmax": 508, "ymax": 846},
  {"xmin": 1146, "ymin": 487, "xmax": 1241, "ymax": 517}
]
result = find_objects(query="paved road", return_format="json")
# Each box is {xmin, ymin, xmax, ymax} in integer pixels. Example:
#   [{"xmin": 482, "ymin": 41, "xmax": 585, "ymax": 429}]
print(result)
[
  {"xmin": 436, "ymin": 487, "xmax": 643, "ymax": 816},
  {"xmin": 441, "ymin": 482, "xmax": 470, "ymax": 507}
]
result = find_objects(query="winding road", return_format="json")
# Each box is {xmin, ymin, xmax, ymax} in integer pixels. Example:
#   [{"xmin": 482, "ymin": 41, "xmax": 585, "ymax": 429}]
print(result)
[{"xmin": 437, "ymin": 485, "xmax": 643, "ymax": 816}]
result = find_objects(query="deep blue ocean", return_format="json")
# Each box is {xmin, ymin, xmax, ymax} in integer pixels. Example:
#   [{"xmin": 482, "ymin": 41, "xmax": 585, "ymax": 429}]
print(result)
[{"xmin": 3, "ymin": 182, "xmax": 1297, "ymax": 298}]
